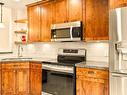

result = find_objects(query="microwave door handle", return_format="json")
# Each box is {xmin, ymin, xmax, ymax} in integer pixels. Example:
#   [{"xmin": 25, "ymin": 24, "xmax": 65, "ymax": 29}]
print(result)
[{"xmin": 70, "ymin": 26, "xmax": 73, "ymax": 39}]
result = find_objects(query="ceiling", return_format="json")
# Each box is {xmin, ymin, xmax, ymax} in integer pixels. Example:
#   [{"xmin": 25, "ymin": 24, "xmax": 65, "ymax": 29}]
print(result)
[{"xmin": 1, "ymin": 0, "xmax": 40, "ymax": 9}]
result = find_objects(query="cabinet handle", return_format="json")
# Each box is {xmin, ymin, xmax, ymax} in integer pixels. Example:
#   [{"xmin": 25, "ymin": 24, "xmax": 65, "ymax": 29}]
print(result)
[
  {"xmin": 13, "ymin": 65, "xmax": 18, "ymax": 67},
  {"xmin": 88, "ymin": 71, "xmax": 95, "ymax": 74}
]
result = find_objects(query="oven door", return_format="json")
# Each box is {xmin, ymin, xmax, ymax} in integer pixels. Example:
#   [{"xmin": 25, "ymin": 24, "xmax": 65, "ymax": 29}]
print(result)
[{"xmin": 42, "ymin": 70, "xmax": 74, "ymax": 95}]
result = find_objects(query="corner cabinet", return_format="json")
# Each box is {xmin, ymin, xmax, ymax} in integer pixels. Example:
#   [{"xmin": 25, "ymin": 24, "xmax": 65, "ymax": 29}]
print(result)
[
  {"xmin": 1, "ymin": 62, "xmax": 42, "ymax": 95},
  {"xmin": 76, "ymin": 67, "xmax": 109, "ymax": 95}
]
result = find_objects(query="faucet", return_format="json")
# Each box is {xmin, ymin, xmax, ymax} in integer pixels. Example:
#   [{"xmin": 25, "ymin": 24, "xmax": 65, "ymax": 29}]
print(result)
[{"xmin": 17, "ymin": 44, "xmax": 23, "ymax": 57}]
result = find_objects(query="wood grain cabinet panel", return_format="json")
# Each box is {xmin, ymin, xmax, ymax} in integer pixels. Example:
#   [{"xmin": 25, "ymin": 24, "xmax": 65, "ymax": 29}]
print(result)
[
  {"xmin": 0, "ymin": 65, "xmax": 1, "ymax": 95},
  {"xmin": 40, "ymin": 2, "xmax": 52, "ymax": 42},
  {"xmin": 1, "ymin": 62, "xmax": 42, "ymax": 95},
  {"xmin": 2, "ymin": 69, "xmax": 16, "ymax": 95},
  {"xmin": 109, "ymin": 0, "xmax": 126, "ymax": 9},
  {"xmin": 53, "ymin": 0, "xmax": 67, "ymax": 23},
  {"xmin": 76, "ymin": 67, "xmax": 109, "ymax": 95},
  {"xmin": 68, "ymin": 0, "xmax": 83, "ymax": 22},
  {"xmin": 85, "ymin": 0, "xmax": 109, "ymax": 40},
  {"xmin": 16, "ymin": 69, "xmax": 29, "ymax": 95},
  {"xmin": 30, "ymin": 68, "xmax": 42, "ymax": 95},
  {"xmin": 27, "ymin": 5, "xmax": 41, "ymax": 42}
]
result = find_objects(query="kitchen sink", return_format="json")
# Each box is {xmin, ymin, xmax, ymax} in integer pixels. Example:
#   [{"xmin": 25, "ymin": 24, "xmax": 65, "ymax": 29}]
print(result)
[{"xmin": 1, "ymin": 57, "xmax": 33, "ymax": 61}]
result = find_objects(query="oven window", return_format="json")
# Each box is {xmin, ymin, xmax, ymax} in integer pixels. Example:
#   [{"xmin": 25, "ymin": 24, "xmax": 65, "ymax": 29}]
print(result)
[
  {"xmin": 55, "ymin": 28, "xmax": 70, "ymax": 38},
  {"xmin": 42, "ymin": 70, "xmax": 74, "ymax": 95}
]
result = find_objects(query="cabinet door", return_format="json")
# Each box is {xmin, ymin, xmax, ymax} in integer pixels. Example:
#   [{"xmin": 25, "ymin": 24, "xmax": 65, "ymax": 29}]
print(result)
[
  {"xmin": 16, "ymin": 69, "xmax": 29, "ymax": 95},
  {"xmin": 41, "ymin": 2, "xmax": 52, "ymax": 42},
  {"xmin": 68, "ymin": 0, "xmax": 83, "ymax": 22},
  {"xmin": 53, "ymin": 0, "xmax": 67, "ymax": 23},
  {"xmin": 27, "ymin": 5, "xmax": 41, "ymax": 42},
  {"xmin": 85, "ymin": 0, "xmax": 94, "ymax": 40},
  {"xmin": 2, "ymin": 69, "xmax": 16, "ymax": 95},
  {"xmin": 0, "ymin": 65, "xmax": 1, "ymax": 95},
  {"xmin": 110, "ymin": 0, "xmax": 125, "ymax": 9},
  {"xmin": 85, "ymin": 0, "xmax": 109, "ymax": 40},
  {"xmin": 76, "ymin": 76, "xmax": 108, "ymax": 95},
  {"xmin": 93, "ymin": 0, "xmax": 109, "ymax": 40},
  {"xmin": 30, "ymin": 63, "xmax": 42, "ymax": 95}
]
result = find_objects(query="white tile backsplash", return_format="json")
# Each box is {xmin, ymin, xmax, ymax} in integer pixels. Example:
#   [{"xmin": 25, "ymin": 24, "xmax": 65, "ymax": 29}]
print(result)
[{"xmin": 20, "ymin": 42, "xmax": 109, "ymax": 62}]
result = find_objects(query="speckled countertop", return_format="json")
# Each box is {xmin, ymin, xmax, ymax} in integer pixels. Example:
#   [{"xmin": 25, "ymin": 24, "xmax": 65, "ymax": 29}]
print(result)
[
  {"xmin": 0, "ymin": 57, "xmax": 54, "ymax": 63},
  {"xmin": 0, "ymin": 58, "xmax": 109, "ymax": 71},
  {"xmin": 75, "ymin": 61, "xmax": 109, "ymax": 70}
]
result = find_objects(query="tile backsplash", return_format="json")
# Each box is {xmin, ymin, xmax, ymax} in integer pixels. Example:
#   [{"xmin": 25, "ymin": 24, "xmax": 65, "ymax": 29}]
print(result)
[
  {"xmin": 13, "ymin": 42, "xmax": 109, "ymax": 61},
  {"xmin": 0, "ymin": 42, "xmax": 109, "ymax": 63}
]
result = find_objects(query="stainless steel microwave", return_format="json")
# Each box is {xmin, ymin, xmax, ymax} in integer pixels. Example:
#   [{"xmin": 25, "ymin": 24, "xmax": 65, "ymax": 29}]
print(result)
[{"xmin": 51, "ymin": 21, "xmax": 83, "ymax": 42}]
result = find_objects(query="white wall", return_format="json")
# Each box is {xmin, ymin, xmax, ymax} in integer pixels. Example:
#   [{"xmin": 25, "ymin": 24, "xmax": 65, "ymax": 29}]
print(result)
[{"xmin": 0, "ymin": 7, "xmax": 12, "ymax": 52}]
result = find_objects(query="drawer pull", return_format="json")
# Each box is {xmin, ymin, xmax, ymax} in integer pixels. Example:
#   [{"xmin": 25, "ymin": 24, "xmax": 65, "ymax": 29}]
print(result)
[
  {"xmin": 13, "ymin": 65, "xmax": 18, "ymax": 67},
  {"xmin": 88, "ymin": 71, "xmax": 95, "ymax": 74}
]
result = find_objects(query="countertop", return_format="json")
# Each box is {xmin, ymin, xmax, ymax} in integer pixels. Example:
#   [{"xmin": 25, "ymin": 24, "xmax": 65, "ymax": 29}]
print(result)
[
  {"xmin": 0, "ymin": 57, "xmax": 54, "ymax": 63},
  {"xmin": 0, "ymin": 57, "xmax": 109, "ymax": 70},
  {"xmin": 75, "ymin": 61, "xmax": 109, "ymax": 70}
]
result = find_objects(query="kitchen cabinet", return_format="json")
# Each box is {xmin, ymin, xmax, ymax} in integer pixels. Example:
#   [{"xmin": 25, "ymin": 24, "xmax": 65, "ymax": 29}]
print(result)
[
  {"xmin": 27, "ymin": 0, "xmax": 108, "ymax": 42},
  {"xmin": 68, "ymin": 0, "xmax": 83, "ymax": 22},
  {"xmin": 0, "ymin": 65, "xmax": 1, "ymax": 95},
  {"xmin": 109, "ymin": 0, "xmax": 127, "ymax": 9},
  {"xmin": 27, "ymin": 5, "xmax": 41, "ymax": 42},
  {"xmin": 53, "ymin": 0, "xmax": 67, "ymax": 23},
  {"xmin": 76, "ymin": 67, "xmax": 109, "ymax": 95},
  {"xmin": 84, "ymin": 0, "xmax": 109, "ymax": 40},
  {"xmin": 40, "ymin": 2, "xmax": 52, "ymax": 41},
  {"xmin": 2, "ymin": 69, "xmax": 16, "ymax": 95},
  {"xmin": 1, "ymin": 62, "xmax": 42, "ymax": 95},
  {"xmin": 53, "ymin": 0, "xmax": 83, "ymax": 23},
  {"xmin": 27, "ymin": 0, "xmax": 83, "ymax": 42}
]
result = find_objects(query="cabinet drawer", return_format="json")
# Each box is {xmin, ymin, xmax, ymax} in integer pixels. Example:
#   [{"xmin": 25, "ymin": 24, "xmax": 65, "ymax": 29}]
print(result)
[
  {"xmin": 2, "ymin": 62, "xmax": 30, "ymax": 69},
  {"xmin": 30, "ymin": 62, "xmax": 42, "ymax": 69},
  {"xmin": 76, "ymin": 68, "xmax": 109, "ymax": 79}
]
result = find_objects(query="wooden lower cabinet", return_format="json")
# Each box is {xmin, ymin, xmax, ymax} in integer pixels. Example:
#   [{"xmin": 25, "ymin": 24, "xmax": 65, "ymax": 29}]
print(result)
[
  {"xmin": 76, "ymin": 67, "xmax": 109, "ymax": 95},
  {"xmin": 2, "ymin": 69, "xmax": 16, "ymax": 95},
  {"xmin": 1, "ymin": 62, "xmax": 42, "ymax": 95}
]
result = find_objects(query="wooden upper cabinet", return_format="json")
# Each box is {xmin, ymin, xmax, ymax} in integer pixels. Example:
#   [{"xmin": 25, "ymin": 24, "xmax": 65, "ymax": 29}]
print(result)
[
  {"xmin": 53, "ymin": 0, "xmax": 67, "ymax": 23},
  {"xmin": 27, "ymin": 5, "xmax": 41, "ymax": 43},
  {"xmin": 84, "ymin": 0, "xmax": 94, "ymax": 40},
  {"xmin": 109, "ymin": 0, "xmax": 126, "ymax": 9},
  {"xmin": 68, "ymin": 0, "xmax": 83, "ymax": 22},
  {"xmin": 85, "ymin": 0, "xmax": 109, "ymax": 40},
  {"xmin": 40, "ymin": 2, "xmax": 52, "ymax": 42}
]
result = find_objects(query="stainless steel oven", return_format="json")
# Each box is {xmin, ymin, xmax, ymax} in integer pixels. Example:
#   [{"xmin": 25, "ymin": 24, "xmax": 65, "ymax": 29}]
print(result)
[
  {"xmin": 42, "ymin": 49, "xmax": 86, "ymax": 95},
  {"xmin": 51, "ymin": 21, "xmax": 83, "ymax": 42}
]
